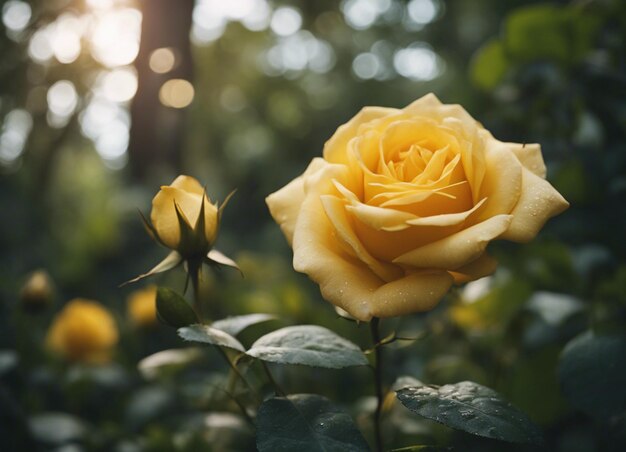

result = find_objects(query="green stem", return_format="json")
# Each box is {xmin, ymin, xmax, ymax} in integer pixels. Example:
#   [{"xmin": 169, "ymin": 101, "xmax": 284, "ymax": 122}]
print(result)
[
  {"xmin": 188, "ymin": 258, "xmax": 204, "ymax": 322},
  {"xmin": 261, "ymin": 361, "xmax": 286, "ymax": 397},
  {"xmin": 217, "ymin": 347, "xmax": 261, "ymax": 404},
  {"xmin": 370, "ymin": 317, "xmax": 384, "ymax": 452}
]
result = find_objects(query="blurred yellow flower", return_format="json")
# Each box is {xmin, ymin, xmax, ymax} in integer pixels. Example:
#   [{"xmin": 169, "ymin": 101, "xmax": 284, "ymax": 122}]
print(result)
[
  {"xmin": 46, "ymin": 299, "xmax": 118, "ymax": 363},
  {"xmin": 127, "ymin": 286, "xmax": 157, "ymax": 328},
  {"xmin": 150, "ymin": 175, "xmax": 219, "ymax": 256},
  {"xmin": 20, "ymin": 269, "xmax": 54, "ymax": 310}
]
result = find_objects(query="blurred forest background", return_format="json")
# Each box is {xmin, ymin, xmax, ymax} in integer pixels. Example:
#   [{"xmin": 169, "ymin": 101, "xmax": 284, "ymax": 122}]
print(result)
[{"xmin": 1, "ymin": 0, "xmax": 625, "ymax": 451}]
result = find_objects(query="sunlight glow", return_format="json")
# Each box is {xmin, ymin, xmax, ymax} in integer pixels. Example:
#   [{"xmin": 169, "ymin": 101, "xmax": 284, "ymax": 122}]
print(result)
[
  {"xmin": 96, "ymin": 68, "xmax": 138, "ymax": 103},
  {"xmin": 89, "ymin": 8, "xmax": 141, "ymax": 67},
  {"xmin": 393, "ymin": 44, "xmax": 442, "ymax": 81}
]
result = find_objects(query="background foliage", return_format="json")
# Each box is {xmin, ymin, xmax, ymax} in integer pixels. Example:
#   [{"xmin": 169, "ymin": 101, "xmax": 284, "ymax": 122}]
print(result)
[{"xmin": 1, "ymin": 0, "xmax": 625, "ymax": 450}]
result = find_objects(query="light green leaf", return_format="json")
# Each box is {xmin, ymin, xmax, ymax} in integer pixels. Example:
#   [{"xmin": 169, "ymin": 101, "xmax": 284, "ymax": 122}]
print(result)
[
  {"xmin": 212, "ymin": 313, "xmax": 276, "ymax": 337},
  {"xmin": 558, "ymin": 331, "xmax": 626, "ymax": 419},
  {"xmin": 155, "ymin": 286, "xmax": 199, "ymax": 328},
  {"xmin": 178, "ymin": 324, "xmax": 245, "ymax": 352},
  {"xmin": 470, "ymin": 38, "xmax": 509, "ymax": 90},
  {"xmin": 138, "ymin": 347, "xmax": 203, "ymax": 380},
  {"xmin": 246, "ymin": 325, "xmax": 368, "ymax": 369},
  {"xmin": 396, "ymin": 381, "xmax": 543, "ymax": 445},
  {"xmin": 207, "ymin": 249, "xmax": 243, "ymax": 275},
  {"xmin": 256, "ymin": 394, "xmax": 370, "ymax": 452}
]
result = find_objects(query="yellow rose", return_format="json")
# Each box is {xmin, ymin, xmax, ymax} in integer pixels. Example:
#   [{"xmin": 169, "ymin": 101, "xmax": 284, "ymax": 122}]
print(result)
[
  {"xmin": 127, "ymin": 286, "xmax": 157, "ymax": 328},
  {"xmin": 266, "ymin": 94, "xmax": 568, "ymax": 321},
  {"xmin": 150, "ymin": 175, "xmax": 219, "ymax": 256},
  {"xmin": 46, "ymin": 299, "xmax": 118, "ymax": 363}
]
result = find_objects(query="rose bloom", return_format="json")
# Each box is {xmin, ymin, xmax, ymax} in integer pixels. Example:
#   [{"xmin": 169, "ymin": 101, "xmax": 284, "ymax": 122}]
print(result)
[
  {"xmin": 46, "ymin": 299, "xmax": 119, "ymax": 363},
  {"xmin": 151, "ymin": 175, "xmax": 219, "ymax": 256},
  {"xmin": 267, "ymin": 94, "xmax": 568, "ymax": 321},
  {"xmin": 127, "ymin": 285, "xmax": 157, "ymax": 328}
]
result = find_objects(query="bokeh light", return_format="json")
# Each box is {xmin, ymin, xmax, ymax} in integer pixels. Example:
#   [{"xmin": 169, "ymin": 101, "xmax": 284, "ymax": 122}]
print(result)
[
  {"xmin": 149, "ymin": 48, "xmax": 176, "ymax": 74},
  {"xmin": 270, "ymin": 6, "xmax": 302, "ymax": 37},
  {"xmin": 96, "ymin": 68, "xmax": 138, "ymax": 103},
  {"xmin": 0, "ymin": 109, "xmax": 32, "ymax": 166},
  {"xmin": 159, "ymin": 79, "xmax": 195, "ymax": 109},
  {"xmin": 89, "ymin": 8, "xmax": 142, "ymax": 68},
  {"xmin": 47, "ymin": 80, "xmax": 78, "ymax": 128},
  {"xmin": 2, "ymin": 0, "xmax": 31, "ymax": 33}
]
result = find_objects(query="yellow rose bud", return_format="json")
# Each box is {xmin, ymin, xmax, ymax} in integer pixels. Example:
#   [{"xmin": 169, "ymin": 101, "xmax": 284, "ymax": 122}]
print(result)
[
  {"xmin": 46, "ymin": 299, "xmax": 118, "ymax": 363},
  {"xmin": 20, "ymin": 270, "xmax": 54, "ymax": 310},
  {"xmin": 266, "ymin": 94, "xmax": 568, "ymax": 321},
  {"xmin": 150, "ymin": 175, "xmax": 219, "ymax": 256},
  {"xmin": 127, "ymin": 286, "xmax": 157, "ymax": 328}
]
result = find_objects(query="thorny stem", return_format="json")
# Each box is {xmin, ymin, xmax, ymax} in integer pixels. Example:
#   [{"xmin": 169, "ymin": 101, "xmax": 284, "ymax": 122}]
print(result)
[{"xmin": 370, "ymin": 317, "xmax": 384, "ymax": 452}]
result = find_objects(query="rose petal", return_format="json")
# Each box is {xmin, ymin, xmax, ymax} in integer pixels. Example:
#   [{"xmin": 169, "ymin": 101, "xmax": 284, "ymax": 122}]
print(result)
[
  {"xmin": 509, "ymin": 143, "xmax": 547, "ymax": 178},
  {"xmin": 151, "ymin": 186, "xmax": 203, "ymax": 249},
  {"xmin": 500, "ymin": 167, "xmax": 569, "ymax": 242},
  {"xmin": 170, "ymin": 175, "xmax": 206, "ymax": 196},
  {"xmin": 293, "ymin": 193, "xmax": 453, "ymax": 320},
  {"xmin": 449, "ymin": 253, "xmax": 498, "ymax": 283},
  {"xmin": 393, "ymin": 214, "xmax": 512, "ymax": 269},
  {"xmin": 323, "ymin": 106, "xmax": 398, "ymax": 164},
  {"xmin": 404, "ymin": 93, "xmax": 477, "ymax": 131},
  {"xmin": 321, "ymin": 194, "xmax": 402, "ymax": 282},
  {"xmin": 476, "ymin": 140, "xmax": 523, "ymax": 221},
  {"xmin": 266, "ymin": 158, "xmax": 326, "ymax": 245}
]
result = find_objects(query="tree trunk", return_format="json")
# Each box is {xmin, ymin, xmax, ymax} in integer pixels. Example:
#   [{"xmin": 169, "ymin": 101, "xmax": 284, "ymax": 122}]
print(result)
[{"xmin": 128, "ymin": 0, "xmax": 194, "ymax": 181}]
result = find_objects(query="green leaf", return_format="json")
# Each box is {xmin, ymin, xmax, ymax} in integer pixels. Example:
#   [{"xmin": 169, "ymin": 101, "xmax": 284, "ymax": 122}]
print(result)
[
  {"xmin": 0, "ymin": 350, "xmax": 18, "ymax": 377},
  {"xmin": 29, "ymin": 412, "xmax": 87, "ymax": 445},
  {"xmin": 396, "ymin": 381, "xmax": 543, "ymax": 445},
  {"xmin": 178, "ymin": 324, "xmax": 245, "ymax": 352},
  {"xmin": 256, "ymin": 394, "xmax": 370, "ymax": 452},
  {"xmin": 504, "ymin": 4, "xmax": 600, "ymax": 64},
  {"xmin": 207, "ymin": 249, "xmax": 243, "ymax": 275},
  {"xmin": 155, "ymin": 286, "xmax": 199, "ymax": 328},
  {"xmin": 138, "ymin": 348, "xmax": 203, "ymax": 380},
  {"xmin": 212, "ymin": 313, "xmax": 276, "ymax": 337},
  {"xmin": 558, "ymin": 331, "xmax": 626, "ymax": 419},
  {"xmin": 470, "ymin": 38, "xmax": 509, "ymax": 90},
  {"xmin": 246, "ymin": 325, "xmax": 368, "ymax": 369},
  {"xmin": 122, "ymin": 251, "xmax": 182, "ymax": 285}
]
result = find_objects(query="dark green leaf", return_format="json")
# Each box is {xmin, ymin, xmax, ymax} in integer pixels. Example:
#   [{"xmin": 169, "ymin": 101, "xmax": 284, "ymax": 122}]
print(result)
[
  {"xmin": 396, "ymin": 381, "xmax": 543, "ymax": 445},
  {"xmin": 178, "ymin": 324, "xmax": 245, "ymax": 352},
  {"xmin": 156, "ymin": 286, "xmax": 198, "ymax": 328},
  {"xmin": 246, "ymin": 325, "xmax": 368, "ymax": 368},
  {"xmin": 558, "ymin": 331, "xmax": 626, "ymax": 419},
  {"xmin": 212, "ymin": 313, "xmax": 276, "ymax": 337},
  {"xmin": 256, "ymin": 394, "xmax": 370, "ymax": 452}
]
